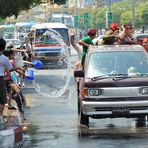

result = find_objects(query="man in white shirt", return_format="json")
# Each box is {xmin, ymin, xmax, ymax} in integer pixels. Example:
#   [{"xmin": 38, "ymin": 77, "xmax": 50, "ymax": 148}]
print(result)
[{"xmin": 0, "ymin": 38, "xmax": 14, "ymax": 124}]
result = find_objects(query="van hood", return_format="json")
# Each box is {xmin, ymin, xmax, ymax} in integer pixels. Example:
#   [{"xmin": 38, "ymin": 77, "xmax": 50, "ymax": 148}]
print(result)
[{"xmin": 85, "ymin": 77, "xmax": 148, "ymax": 87}]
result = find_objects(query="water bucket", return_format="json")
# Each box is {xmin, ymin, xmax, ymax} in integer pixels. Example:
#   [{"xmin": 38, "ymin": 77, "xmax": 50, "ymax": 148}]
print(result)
[
  {"xmin": 32, "ymin": 60, "xmax": 43, "ymax": 69},
  {"xmin": 25, "ymin": 69, "xmax": 34, "ymax": 80},
  {"xmin": 14, "ymin": 54, "xmax": 24, "ymax": 68}
]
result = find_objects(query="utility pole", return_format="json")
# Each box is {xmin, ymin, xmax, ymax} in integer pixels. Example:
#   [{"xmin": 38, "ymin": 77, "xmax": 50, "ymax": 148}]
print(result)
[
  {"xmin": 132, "ymin": 0, "xmax": 135, "ymax": 28},
  {"xmin": 84, "ymin": 0, "xmax": 87, "ymax": 33},
  {"xmin": 108, "ymin": 0, "xmax": 111, "ymax": 11},
  {"xmin": 61, "ymin": 5, "xmax": 64, "ymax": 24},
  {"xmin": 75, "ymin": 0, "xmax": 78, "ymax": 36},
  {"xmin": 75, "ymin": 0, "xmax": 78, "ymax": 15}
]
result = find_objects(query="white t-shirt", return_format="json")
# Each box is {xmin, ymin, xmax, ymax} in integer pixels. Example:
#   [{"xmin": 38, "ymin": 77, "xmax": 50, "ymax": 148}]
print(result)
[
  {"xmin": 24, "ymin": 43, "xmax": 31, "ymax": 52},
  {"xmin": 0, "ymin": 54, "xmax": 12, "ymax": 76}
]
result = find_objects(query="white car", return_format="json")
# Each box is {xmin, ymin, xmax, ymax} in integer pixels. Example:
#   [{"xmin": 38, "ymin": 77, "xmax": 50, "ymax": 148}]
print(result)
[{"xmin": 5, "ymin": 39, "xmax": 22, "ymax": 49}]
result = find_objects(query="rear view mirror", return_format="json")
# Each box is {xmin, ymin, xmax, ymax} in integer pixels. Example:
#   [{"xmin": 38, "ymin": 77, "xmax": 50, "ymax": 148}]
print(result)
[{"xmin": 74, "ymin": 69, "xmax": 84, "ymax": 77}]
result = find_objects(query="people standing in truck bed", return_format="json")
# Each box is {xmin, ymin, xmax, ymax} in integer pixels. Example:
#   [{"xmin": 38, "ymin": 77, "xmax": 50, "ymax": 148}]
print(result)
[{"xmin": 78, "ymin": 29, "xmax": 97, "ymax": 66}]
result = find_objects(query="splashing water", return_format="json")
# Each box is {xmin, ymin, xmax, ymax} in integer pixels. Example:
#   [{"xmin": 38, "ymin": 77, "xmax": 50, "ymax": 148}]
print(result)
[{"xmin": 32, "ymin": 28, "xmax": 71, "ymax": 98}]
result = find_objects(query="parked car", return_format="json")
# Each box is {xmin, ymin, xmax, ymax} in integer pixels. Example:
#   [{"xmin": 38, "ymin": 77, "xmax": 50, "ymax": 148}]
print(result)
[
  {"xmin": 74, "ymin": 45, "xmax": 148, "ymax": 127},
  {"xmin": 134, "ymin": 33, "xmax": 148, "ymax": 45}
]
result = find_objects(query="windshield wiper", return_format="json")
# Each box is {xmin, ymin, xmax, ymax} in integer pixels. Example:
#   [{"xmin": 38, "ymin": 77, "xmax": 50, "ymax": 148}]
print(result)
[
  {"xmin": 91, "ymin": 74, "xmax": 130, "ymax": 81},
  {"xmin": 136, "ymin": 73, "xmax": 148, "ymax": 77}
]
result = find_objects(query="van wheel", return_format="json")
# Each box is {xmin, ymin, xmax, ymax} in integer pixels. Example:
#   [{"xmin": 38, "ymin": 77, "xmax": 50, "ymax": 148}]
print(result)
[
  {"xmin": 78, "ymin": 124, "xmax": 89, "ymax": 138},
  {"xmin": 136, "ymin": 116, "xmax": 146, "ymax": 127},
  {"xmin": 78, "ymin": 97, "xmax": 80, "ymax": 115},
  {"xmin": 80, "ymin": 110, "xmax": 89, "ymax": 127}
]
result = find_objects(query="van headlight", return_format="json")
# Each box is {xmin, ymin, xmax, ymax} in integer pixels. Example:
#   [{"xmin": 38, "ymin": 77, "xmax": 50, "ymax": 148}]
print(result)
[
  {"xmin": 88, "ymin": 89, "xmax": 102, "ymax": 96},
  {"xmin": 140, "ymin": 87, "xmax": 148, "ymax": 95}
]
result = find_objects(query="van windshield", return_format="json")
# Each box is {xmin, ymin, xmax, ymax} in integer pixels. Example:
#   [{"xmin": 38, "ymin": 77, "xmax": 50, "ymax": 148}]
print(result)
[
  {"xmin": 35, "ymin": 28, "xmax": 69, "ymax": 46},
  {"xmin": 87, "ymin": 50, "xmax": 148, "ymax": 78}
]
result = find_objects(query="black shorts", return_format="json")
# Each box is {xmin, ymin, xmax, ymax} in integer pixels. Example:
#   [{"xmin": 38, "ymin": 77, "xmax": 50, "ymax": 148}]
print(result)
[
  {"xmin": 5, "ymin": 80, "xmax": 11, "ymax": 93},
  {"xmin": 0, "ymin": 77, "xmax": 7, "ymax": 105}
]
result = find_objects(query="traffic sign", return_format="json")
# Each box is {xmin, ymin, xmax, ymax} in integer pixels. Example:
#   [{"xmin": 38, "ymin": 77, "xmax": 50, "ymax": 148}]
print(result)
[
  {"xmin": 74, "ymin": 15, "xmax": 79, "ymax": 28},
  {"xmin": 106, "ymin": 11, "xmax": 113, "ymax": 28},
  {"xmin": 83, "ymin": 12, "xmax": 89, "ymax": 26}
]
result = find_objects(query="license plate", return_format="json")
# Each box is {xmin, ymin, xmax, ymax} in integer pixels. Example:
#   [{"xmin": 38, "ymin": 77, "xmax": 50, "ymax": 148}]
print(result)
[{"xmin": 112, "ymin": 107, "xmax": 129, "ymax": 115}]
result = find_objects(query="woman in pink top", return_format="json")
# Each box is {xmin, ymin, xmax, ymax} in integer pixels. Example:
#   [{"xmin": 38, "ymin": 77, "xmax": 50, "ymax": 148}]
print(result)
[{"xmin": 3, "ymin": 49, "xmax": 24, "ymax": 109}]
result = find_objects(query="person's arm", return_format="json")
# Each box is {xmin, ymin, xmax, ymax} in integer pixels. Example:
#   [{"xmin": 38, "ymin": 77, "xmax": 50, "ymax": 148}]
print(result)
[
  {"xmin": 4, "ymin": 56, "xmax": 13, "ymax": 71},
  {"xmin": 15, "ymin": 69, "xmax": 25, "ymax": 77},
  {"xmin": 118, "ymin": 25, "xmax": 126, "ymax": 40},
  {"xmin": 23, "ymin": 60, "xmax": 33, "ymax": 65},
  {"xmin": 78, "ymin": 40, "xmax": 90, "ymax": 48}
]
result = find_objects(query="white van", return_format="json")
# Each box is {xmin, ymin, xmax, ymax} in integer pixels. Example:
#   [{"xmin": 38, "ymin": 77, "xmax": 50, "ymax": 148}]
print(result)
[
  {"xmin": 31, "ymin": 23, "xmax": 71, "ymax": 68},
  {"xmin": 15, "ymin": 21, "xmax": 37, "ymax": 41}
]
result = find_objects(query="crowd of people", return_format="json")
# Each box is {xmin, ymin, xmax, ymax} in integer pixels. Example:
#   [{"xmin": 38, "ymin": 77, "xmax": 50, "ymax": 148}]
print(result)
[
  {"xmin": 71, "ymin": 22, "xmax": 148, "ymax": 69},
  {"xmin": 0, "ymin": 37, "xmax": 32, "ymax": 128},
  {"xmin": 0, "ymin": 22, "xmax": 148, "ymax": 129}
]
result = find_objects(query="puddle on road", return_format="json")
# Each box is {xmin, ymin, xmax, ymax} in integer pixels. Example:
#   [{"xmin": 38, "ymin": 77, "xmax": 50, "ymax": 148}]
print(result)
[
  {"xmin": 78, "ymin": 121, "xmax": 148, "ymax": 139},
  {"xmin": 22, "ymin": 120, "xmax": 65, "ymax": 147}
]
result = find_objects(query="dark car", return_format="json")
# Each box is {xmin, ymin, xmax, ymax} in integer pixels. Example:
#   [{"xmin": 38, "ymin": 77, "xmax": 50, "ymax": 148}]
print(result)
[{"xmin": 74, "ymin": 45, "xmax": 148, "ymax": 127}]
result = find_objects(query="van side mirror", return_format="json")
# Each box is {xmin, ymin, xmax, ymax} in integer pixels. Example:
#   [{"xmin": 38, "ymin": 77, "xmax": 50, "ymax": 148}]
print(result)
[{"xmin": 74, "ymin": 69, "xmax": 84, "ymax": 77}]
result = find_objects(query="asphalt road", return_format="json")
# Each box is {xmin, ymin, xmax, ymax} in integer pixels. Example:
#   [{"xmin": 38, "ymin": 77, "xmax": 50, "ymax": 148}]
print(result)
[{"xmin": 22, "ymin": 51, "xmax": 148, "ymax": 148}]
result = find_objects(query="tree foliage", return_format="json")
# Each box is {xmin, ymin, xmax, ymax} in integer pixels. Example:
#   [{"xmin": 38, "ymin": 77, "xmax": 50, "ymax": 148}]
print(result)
[
  {"xmin": 0, "ymin": 0, "xmax": 67, "ymax": 19},
  {"xmin": 77, "ymin": 1, "xmax": 148, "ymax": 30},
  {"xmin": 50, "ymin": 0, "xmax": 67, "ymax": 5}
]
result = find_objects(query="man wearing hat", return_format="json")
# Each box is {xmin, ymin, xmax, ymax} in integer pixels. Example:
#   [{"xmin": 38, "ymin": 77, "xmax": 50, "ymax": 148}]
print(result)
[
  {"xmin": 118, "ymin": 23, "xmax": 137, "ymax": 44},
  {"xmin": 102, "ymin": 22, "xmax": 119, "ymax": 45}
]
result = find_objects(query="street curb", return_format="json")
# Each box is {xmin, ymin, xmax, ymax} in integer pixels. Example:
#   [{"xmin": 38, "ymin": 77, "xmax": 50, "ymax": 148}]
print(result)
[
  {"xmin": 0, "ymin": 104, "xmax": 23, "ymax": 148},
  {"xmin": 0, "ymin": 125, "xmax": 23, "ymax": 148}
]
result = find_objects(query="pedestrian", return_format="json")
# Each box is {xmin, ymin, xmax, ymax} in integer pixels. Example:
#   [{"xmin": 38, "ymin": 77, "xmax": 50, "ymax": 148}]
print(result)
[
  {"xmin": 78, "ymin": 29, "xmax": 96, "ymax": 66},
  {"xmin": 70, "ymin": 34, "xmax": 82, "ymax": 60},
  {"xmin": 118, "ymin": 23, "xmax": 137, "ymax": 44},
  {"xmin": 3, "ymin": 49, "xmax": 25, "ymax": 109},
  {"xmin": 28, "ymin": 30, "xmax": 34, "ymax": 48},
  {"xmin": 0, "ymin": 38, "xmax": 16, "ymax": 124},
  {"xmin": 102, "ymin": 22, "xmax": 119, "ymax": 45}
]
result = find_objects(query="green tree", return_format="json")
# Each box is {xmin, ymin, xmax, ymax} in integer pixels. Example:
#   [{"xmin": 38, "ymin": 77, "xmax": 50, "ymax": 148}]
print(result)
[
  {"xmin": 50, "ymin": 0, "xmax": 67, "ymax": 5},
  {"xmin": 0, "ymin": 18, "xmax": 5, "ymax": 24},
  {"xmin": 0, "ymin": 0, "xmax": 67, "ymax": 19}
]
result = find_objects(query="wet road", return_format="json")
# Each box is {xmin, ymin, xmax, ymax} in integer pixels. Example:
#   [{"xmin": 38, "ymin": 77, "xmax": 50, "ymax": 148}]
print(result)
[{"xmin": 22, "ymin": 54, "xmax": 148, "ymax": 148}]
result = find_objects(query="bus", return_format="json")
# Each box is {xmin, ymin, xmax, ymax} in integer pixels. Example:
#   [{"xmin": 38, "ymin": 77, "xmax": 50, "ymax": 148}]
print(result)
[
  {"xmin": 15, "ymin": 21, "xmax": 37, "ymax": 41},
  {"xmin": 30, "ymin": 23, "xmax": 71, "ymax": 68},
  {"xmin": 49, "ymin": 13, "xmax": 74, "ymax": 28},
  {"xmin": 0, "ymin": 24, "xmax": 16, "ymax": 39}
]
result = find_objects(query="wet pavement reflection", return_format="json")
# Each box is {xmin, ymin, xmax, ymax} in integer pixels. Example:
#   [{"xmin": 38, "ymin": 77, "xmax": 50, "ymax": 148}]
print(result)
[{"xmin": 21, "ymin": 67, "xmax": 148, "ymax": 148}]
